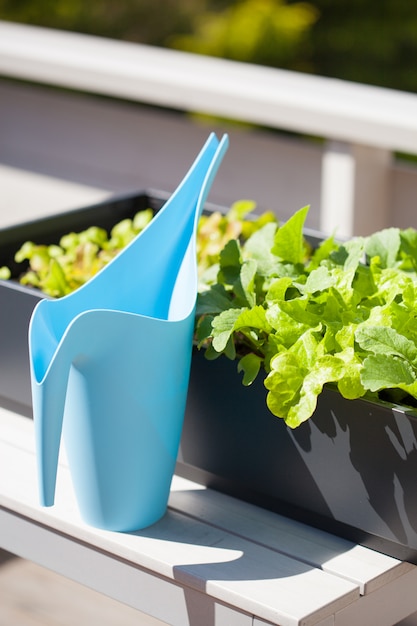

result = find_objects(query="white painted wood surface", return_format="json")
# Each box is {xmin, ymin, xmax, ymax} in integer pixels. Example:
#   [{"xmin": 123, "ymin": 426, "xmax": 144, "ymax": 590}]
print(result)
[
  {"xmin": 1, "ymin": 408, "xmax": 417, "ymax": 626},
  {"xmin": 320, "ymin": 141, "xmax": 392, "ymax": 237},
  {"xmin": 0, "ymin": 21, "xmax": 416, "ymax": 154},
  {"xmin": 1, "ymin": 20, "xmax": 417, "ymax": 237}
]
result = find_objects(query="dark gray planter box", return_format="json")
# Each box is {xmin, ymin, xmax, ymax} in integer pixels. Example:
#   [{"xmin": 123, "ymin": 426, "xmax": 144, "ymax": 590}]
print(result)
[
  {"xmin": 2, "ymin": 190, "xmax": 417, "ymax": 563},
  {"xmin": 181, "ymin": 350, "xmax": 417, "ymax": 563}
]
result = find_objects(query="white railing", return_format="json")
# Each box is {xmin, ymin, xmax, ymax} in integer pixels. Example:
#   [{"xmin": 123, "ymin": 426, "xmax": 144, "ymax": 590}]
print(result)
[{"xmin": 1, "ymin": 20, "xmax": 417, "ymax": 237}]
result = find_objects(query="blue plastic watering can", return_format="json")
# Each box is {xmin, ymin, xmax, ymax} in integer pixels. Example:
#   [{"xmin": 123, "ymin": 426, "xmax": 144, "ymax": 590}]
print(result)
[{"xmin": 29, "ymin": 132, "xmax": 229, "ymax": 531}]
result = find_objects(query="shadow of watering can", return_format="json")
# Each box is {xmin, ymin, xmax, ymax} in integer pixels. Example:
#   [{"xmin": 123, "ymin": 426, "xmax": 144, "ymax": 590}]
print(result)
[{"xmin": 29, "ymin": 132, "xmax": 229, "ymax": 531}]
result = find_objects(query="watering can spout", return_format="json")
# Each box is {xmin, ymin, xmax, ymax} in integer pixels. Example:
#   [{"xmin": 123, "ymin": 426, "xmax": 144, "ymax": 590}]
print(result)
[
  {"xmin": 31, "ymin": 306, "xmax": 75, "ymax": 506},
  {"xmin": 34, "ymin": 373, "xmax": 65, "ymax": 507}
]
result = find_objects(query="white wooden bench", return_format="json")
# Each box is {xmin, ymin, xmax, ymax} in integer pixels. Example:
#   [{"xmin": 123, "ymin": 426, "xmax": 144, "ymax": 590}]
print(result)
[{"xmin": 1, "ymin": 407, "xmax": 417, "ymax": 626}]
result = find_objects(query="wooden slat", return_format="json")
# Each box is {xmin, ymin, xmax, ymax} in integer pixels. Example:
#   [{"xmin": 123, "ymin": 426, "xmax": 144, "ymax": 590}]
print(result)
[
  {"xmin": 1, "ymin": 407, "xmax": 417, "ymax": 625},
  {"xmin": 168, "ymin": 487, "xmax": 413, "ymax": 595},
  {"xmin": 254, "ymin": 617, "xmax": 335, "ymax": 626},
  {"xmin": 1, "ymin": 21, "xmax": 417, "ymax": 154},
  {"xmin": 0, "ymin": 409, "xmax": 360, "ymax": 626},
  {"xmin": 0, "ymin": 510, "xmax": 354, "ymax": 626},
  {"xmin": 334, "ymin": 566, "xmax": 417, "ymax": 626},
  {"xmin": 2, "ymin": 408, "xmax": 409, "ymax": 597}
]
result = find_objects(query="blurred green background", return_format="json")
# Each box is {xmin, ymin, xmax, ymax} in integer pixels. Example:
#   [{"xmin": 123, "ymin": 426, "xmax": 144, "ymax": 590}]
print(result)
[{"xmin": 1, "ymin": 0, "xmax": 416, "ymax": 93}]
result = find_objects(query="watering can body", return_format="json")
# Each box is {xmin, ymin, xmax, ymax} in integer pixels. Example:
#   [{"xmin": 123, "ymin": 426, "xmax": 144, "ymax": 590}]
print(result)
[{"xmin": 30, "ymin": 132, "xmax": 229, "ymax": 531}]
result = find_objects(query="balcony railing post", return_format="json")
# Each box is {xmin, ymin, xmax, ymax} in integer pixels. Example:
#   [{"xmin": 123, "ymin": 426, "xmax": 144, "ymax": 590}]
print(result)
[{"xmin": 320, "ymin": 140, "xmax": 392, "ymax": 238}]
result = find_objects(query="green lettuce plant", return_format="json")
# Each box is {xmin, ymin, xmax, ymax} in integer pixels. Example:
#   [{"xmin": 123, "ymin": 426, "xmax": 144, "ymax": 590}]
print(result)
[
  {"xmin": 2, "ymin": 201, "xmax": 273, "ymax": 297},
  {"xmin": 196, "ymin": 205, "xmax": 417, "ymax": 428}
]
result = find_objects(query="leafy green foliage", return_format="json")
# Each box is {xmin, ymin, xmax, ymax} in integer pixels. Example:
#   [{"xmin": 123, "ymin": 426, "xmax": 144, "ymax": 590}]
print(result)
[
  {"xmin": 9, "ymin": 212, "xmax": 154, "ymax": 297},
  {"xmin": 309, "ymin": 0, "xmax": 417, "ymax": 93},
  {"xmin": 0, "ymin": 0, "xmax": 200, "ymax": 48},
  {"xmin": 196, "ymin": 205, "xmax": 417, "ymax": 427},
  {"xmin": 168, "ymin": 0, "xmax": 318, "ymax": 69},
  {"xmin": 0, "ymin": 266, "xmax": 10, "ymax": 280},
  {"xmin": 5, "ymin": 198, "xmax": 417, "ymax": 427},
  {"xmin": 4, "ymin": 200, "xmax": 272, "ymax": 298}
]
